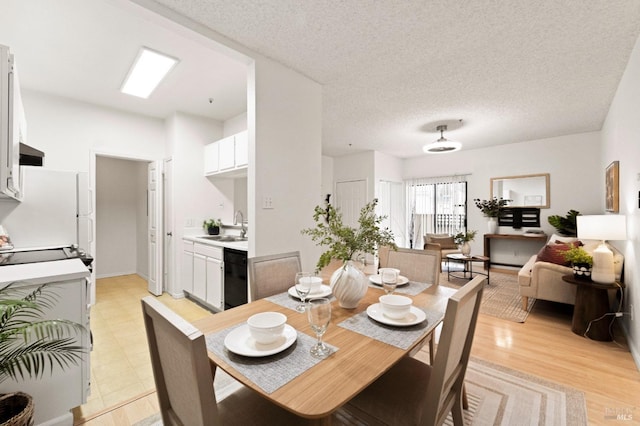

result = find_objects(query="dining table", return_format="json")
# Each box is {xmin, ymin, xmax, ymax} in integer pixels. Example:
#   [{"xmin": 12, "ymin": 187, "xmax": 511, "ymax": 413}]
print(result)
[{"xmin": 192, "ymin": 264, "xmax": 455, "ymax": 425}]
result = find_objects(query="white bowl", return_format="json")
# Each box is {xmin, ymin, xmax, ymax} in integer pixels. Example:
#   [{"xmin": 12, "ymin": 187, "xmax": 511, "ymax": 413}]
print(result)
[
  {"xmin": 378, "ymin": 295, "xmax": 412, "ymax": 319},
  {"xmin": 378, "ymin": 267, "xmax": 401, "ymax": 279},
  {"xmin": 300, "ymin": 276, "xmax": 323, "ymax": 294},
  {"xmin": 247, "ymin": 312, "xmax": 287, "ymax": 344}
]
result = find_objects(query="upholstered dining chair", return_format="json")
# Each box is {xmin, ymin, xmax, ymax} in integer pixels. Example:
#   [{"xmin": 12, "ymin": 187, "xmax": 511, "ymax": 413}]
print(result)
[
  {"xmin": 141, "ymin": 296, "xmax": 300, "ymax": 425},
  {"xmin": 247, "ymin": 251, "xmax": 302, "ymax": 301},
  {"xmin": 341, "ymin": 275, "xmax": 485, "ymax": 426},
  {"xmin": 384, "ymin": 247, "xmax": 441, "ymax": 286}
]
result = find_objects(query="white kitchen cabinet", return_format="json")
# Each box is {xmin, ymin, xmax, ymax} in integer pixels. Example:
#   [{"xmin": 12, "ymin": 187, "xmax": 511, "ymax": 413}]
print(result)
[
  {"xmin": 203, "ymin": 142, "xmax": 219, "ymax": 175},
  {"xmin": 205, "ymin": 256, "xmax": 223, "ymax": 310},
  {"xmin": 203, "ymin": 131, "xmax": 248, "ymax": 177},
  {"xmin": 234, "ymin": 130, "xmax": 248, "ymax": 167},
  {"xmin": 190, "ymin": 243, "xmax": 224, "ymax": 311},
  {"xmin": 181, "ymin": 240, "xmax": 194, "ymax": 294},
  {"xmin": 218, "ymin": 135, "xmax": 235, "ymax": 171}
]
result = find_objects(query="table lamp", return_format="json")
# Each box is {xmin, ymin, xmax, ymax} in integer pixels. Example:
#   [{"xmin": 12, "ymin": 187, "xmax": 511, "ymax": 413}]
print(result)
[{"xmin": 576, "ymin": 215, "xmax": 626, "ymax": 284}]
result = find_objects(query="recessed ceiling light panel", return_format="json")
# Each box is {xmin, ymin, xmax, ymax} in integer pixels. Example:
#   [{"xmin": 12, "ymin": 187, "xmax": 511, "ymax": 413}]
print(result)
[{"xmin": 121, "ymin": 47, "xmax": 179, "ymax": 99}]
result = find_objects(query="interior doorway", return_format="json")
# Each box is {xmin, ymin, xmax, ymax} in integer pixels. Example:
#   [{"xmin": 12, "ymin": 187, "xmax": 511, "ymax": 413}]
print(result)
[{"xmin": 95, "ymin": 156, "xmax": 150, "ymax": 281}]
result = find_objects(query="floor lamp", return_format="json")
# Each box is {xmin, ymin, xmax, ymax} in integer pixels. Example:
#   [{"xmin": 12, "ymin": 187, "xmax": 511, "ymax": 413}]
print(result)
[{"xmin": 576, "ymin": 215, "xmax": 626, "ymax": 284}]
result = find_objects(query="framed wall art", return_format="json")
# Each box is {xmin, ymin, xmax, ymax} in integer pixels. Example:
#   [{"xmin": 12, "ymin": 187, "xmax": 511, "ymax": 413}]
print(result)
[{"xmin": 605, "ymin": 161, "xmax": 619, "ymax": 212}]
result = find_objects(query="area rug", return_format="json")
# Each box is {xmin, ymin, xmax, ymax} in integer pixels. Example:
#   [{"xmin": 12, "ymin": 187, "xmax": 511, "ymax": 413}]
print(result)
[
  {"xmin": 440, "ymin": 268, "xmax": 536, "ymax": 323},
  {"xmin": 136, "ymin": 358, "xmax": 587, "ymax": 426}
]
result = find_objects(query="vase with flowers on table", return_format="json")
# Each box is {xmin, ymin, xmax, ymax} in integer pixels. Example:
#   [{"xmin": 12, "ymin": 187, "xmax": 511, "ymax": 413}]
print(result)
[
  {"xmin": 474, "ymin": 197, "xmax": 510, "ymax": 234},
  {"xmin": 301, "ymin": 199, "xmax": 397, "ymax": 309}
]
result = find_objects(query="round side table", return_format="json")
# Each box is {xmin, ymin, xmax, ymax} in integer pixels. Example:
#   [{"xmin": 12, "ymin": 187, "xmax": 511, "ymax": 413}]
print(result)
[{"xmin": 562, "ymin": 274, "xmax": 624, "ymax": 341}]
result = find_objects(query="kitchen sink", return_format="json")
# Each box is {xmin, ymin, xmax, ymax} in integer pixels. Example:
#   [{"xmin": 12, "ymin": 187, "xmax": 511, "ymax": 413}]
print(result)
[{"xmin": 200, "ymin": 235, "xmax": 247, "ymax": 242}]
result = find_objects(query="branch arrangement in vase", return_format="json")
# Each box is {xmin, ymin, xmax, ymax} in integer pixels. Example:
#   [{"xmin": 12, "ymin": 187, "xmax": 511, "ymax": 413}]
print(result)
[
  {"xmin": 301, "ymin": 198, "xmax": 397, "ymax": 272},
  {"xmin": 473, "ymin": 197, "xmax": 510, "ymax": 217}
]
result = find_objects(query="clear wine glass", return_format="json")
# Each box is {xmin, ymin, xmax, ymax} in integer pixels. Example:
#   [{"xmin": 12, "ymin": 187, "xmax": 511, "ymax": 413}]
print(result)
[
  {"xmin": 294, "ymin": 272, "xmax": 312, "ymax": 312},
  {"xmin": 307, "ymin": 297, "xmax": 332, "ymax": 359},
  {"xmin": 381, "ymin": 269, "xmax": 398, "ymax": 294}
]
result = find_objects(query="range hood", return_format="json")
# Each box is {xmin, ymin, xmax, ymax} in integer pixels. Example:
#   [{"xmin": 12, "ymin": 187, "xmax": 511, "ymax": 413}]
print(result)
[{"xmin": 19, "ymin": 143, "xmax": 44, "ymax": 166}]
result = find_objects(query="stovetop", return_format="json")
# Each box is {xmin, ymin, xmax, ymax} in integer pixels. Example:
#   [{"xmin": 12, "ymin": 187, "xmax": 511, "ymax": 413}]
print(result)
[{"xmin": 0, "ymin": 246, "xmax": 93, "ymax": 267}]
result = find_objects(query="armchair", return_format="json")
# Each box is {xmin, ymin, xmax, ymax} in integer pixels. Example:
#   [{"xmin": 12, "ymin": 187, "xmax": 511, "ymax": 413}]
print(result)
[{"xmin": 423, "ymin": 233, "xmax": 461, "ymax": 271}]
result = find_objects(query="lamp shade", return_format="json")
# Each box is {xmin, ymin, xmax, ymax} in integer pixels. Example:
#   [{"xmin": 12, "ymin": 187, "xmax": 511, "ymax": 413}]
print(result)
[{"xmin": 577, "ymin": 215, "xmax": 627, "ymax": 241}]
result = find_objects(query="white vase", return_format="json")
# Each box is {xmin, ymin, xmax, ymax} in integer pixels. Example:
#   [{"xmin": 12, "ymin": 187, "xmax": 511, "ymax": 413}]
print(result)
[
  {"xmin": 460, "ymin": 242, "xmax": 471, "ymax": 256},
  {"xmin": 330, "ymin": 260, "xmax": 368, "ymax": 309},
  {"xmin": 487, "ymin": 217, "xmax": 498, "ymax": 234}
]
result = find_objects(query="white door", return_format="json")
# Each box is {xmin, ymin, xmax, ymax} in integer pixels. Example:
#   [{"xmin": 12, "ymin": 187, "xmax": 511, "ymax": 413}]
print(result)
[
  {"xmin": 335, "ymin": 180, "xmax": 368, "ymax": 227},
  {"xmin": 148, "ymin": 161, "xmax": 163, "ymax": 296},
  {"xmin": 163, "ymin": 158, "xmax": 173, "ymax": 294}
]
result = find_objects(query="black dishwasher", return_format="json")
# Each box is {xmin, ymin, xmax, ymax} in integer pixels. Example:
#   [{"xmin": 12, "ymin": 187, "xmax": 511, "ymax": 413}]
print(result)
[{"xmin": 224, "ymin": 248, "xmax": 248, "ymax": 309}]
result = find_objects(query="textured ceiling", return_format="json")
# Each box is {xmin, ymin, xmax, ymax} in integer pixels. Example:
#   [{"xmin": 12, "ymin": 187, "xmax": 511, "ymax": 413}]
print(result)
[
  {"xmin": 2, "ymin": 1, "xmax": 640, "ymax": 158},
  {"xmin": 147, "ymin": 0, "xmax": 640, "ymax": 157}
]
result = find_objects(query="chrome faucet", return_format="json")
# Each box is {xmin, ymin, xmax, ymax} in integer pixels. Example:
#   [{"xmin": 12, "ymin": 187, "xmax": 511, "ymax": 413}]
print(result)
[{"xmin": 234, "ymin": 210, "xmax": 246, "ymax": 238}]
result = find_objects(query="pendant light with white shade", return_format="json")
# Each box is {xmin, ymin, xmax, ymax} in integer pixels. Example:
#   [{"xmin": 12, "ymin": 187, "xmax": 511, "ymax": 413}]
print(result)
[{"xmin": 423, "ymin": 124, "xmax": 462, "ymax": 154}]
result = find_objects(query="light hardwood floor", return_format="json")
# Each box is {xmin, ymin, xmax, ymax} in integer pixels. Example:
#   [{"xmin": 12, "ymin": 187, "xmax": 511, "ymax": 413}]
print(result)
[{"xmin": 74, "ymin": 274, "xmax": 640, "ymax": 425}]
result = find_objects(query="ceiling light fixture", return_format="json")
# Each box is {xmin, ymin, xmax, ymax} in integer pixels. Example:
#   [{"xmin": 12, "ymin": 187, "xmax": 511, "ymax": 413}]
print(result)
[
  {"xmin": 423, "ymin": 124, "xmax": 462, "ymax": 154},
  {"xmin": 121, "ymin": 47, "xmax": 179, "ymax": 99}
]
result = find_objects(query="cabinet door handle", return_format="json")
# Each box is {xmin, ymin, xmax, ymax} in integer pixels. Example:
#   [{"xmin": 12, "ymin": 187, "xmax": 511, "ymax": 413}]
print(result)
[{"xmin": 166, "ymin": 232, "xmax": 173, "ymax": 236}]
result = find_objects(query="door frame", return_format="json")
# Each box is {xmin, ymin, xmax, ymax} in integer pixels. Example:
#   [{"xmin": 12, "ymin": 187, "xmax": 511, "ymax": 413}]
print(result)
[{"xmin": 90, "ymin": 150, "xmax": 168, "ymax": 295}]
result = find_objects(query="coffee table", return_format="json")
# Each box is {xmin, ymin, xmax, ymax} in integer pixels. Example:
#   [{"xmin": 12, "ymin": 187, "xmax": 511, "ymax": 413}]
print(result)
[{"xmin": 446, "ymin": 254, "xmax": 490, "ymax": 284}]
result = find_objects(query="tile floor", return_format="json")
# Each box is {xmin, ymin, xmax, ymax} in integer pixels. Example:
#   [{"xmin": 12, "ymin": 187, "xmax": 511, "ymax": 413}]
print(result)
[{"xmin": 72, "ymin": 274, "xmax": 210, "ymax": 423}]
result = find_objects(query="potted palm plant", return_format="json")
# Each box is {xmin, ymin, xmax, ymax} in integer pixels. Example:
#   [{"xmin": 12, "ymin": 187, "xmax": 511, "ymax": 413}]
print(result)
[
  {"xmin": 0, "ymin": 283, "xmax": 85, "ymax": 425},
  {"xmin": 302, "ymin": 199, "xmax": 396, "ymax": 308}
]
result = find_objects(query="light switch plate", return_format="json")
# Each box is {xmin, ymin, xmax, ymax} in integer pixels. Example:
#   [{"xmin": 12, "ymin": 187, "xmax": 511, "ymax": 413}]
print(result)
[{"xmin": 262, "ymin": 196, "xmax": 274, "ymax": 209}]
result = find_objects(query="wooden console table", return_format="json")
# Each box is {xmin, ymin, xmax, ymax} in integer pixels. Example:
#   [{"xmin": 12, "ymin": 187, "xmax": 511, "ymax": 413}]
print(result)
[{"xmin": 483, "ymin": 233, "xmax": 547, "ymax": 268}]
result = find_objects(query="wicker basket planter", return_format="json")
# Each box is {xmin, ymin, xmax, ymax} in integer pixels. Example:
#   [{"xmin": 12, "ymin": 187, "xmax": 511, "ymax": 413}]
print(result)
[{"xmin": 0, "ymin": 392, "xmax": 34, "ymax": 426}]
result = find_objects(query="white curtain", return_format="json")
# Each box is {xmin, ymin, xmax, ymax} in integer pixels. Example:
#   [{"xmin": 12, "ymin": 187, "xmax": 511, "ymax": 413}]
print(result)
[{"xmin": 405, "ymin": 175, "xmax": 468, "ymax": 249}]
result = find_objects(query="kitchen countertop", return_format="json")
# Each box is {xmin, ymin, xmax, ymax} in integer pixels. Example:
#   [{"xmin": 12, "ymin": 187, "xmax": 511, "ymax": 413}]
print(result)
[
  {"xmin": 183, "ymin": 235, "xmax": 248, "ymax": 252},
  {"xmin": 0, "ymin": 258, "xmax": 90, "ymax": 285}
]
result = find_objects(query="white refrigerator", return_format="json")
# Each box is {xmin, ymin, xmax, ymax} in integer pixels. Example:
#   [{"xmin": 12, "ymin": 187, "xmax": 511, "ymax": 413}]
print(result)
[{"xmin": 0, "ymin": 166, "xmax": 95, "ymax": 299}]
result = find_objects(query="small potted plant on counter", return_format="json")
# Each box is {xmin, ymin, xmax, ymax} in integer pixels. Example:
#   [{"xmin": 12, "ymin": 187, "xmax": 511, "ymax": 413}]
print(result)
[{"xmin": 203, "ymin": 218, "xmax": 222, "ymax": 235}]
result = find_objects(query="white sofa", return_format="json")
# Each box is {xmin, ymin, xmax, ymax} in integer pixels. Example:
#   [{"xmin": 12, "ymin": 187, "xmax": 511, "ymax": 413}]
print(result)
[{"xmin": 518, "ymin": 235, "xmax": 623, "ymax": 310}]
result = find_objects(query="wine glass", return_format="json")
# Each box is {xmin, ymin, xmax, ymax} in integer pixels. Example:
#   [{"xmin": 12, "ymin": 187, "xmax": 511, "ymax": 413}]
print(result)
[
  {"xmin": 294, "ymin": 272, "xmax": 312, "ymax": 312},
  {"xmin": 381, "ymin": 269, "xmax": 398, "ymax": 294},
  {"xmin": 307, "ymin": 298, "xmax": 332, "ymax": 359}
]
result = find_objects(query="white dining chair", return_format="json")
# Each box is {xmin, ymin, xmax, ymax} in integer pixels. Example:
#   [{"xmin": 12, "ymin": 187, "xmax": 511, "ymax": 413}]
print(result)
[
  {"xmin": 247, "ymin": 251, "xmax": 302, "ymax": 300},
  {"xmin": 340, "ymin": 275, "xmax": 485, "ymax": 426},
  {"xmin": 384, "ymin": 246, "xmax": 441, "ymax": 286},
  {"xmin": 141, "ymin": 296, "xmax": 301, "ymax": 425}
]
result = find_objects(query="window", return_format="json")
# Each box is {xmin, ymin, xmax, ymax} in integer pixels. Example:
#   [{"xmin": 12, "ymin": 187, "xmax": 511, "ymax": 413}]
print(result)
[{"xmin": 406, "ymin": 175, "xmax": 468, "ymax": 249}]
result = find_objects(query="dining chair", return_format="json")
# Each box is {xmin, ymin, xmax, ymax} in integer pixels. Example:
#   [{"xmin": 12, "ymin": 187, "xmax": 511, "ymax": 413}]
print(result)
[
  {"xmin": 340, "ymin": 275, "xmax": 485, "ymax": 426},
  {"xmin": 247, "ymin": 251, "xmax": 302, "ymax": 301},
  {"xmin": 384, "ymin": 247, "xmax": 441, "ymax": 286},
  {"xmin": 141, "ymin": 296, "xmax": 301, "ymax": 425}
]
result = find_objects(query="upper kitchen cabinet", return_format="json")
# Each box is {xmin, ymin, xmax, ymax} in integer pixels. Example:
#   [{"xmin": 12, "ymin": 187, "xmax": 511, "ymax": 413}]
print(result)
[{"xmin": 204, "ymin": 130, "xmax": 248, "ymax": 178}]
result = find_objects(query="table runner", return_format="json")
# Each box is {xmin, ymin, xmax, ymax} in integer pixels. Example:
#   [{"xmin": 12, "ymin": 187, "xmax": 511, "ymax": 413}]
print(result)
[
  {"xmin": 337, "ymin": 308, "xmax": 444, "ymax": 350},
  {"xmin": 205, "ymin": 324, "xmax": 338, "ymax": 394}
]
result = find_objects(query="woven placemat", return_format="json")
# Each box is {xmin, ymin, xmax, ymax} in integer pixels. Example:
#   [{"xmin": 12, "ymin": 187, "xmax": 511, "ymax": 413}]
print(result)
[
  {"xmin": 266, "ymin": 290, "xmax": 335, "ymax": 312},
  {"xmin": 205, "ymin": 324, "xmax": 338, "ymax": 394},
  {"xmin": 374, "ymin": 280, "xmax": 432, "ymax": 296},
  {"xmin": 337, "ymin": 308, "xmax": 443, "ymax": 350}
]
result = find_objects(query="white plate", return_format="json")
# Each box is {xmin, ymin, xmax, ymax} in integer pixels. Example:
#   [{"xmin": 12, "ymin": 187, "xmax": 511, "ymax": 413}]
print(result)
[
  {"xmin": 224, "ymin": 324, "xmax": 297, "ymax": 357},
  {"xmin": 288, "ymin": 284, "xmax": 332, "ymax": 299},
  {"xmin": 366, "ymin": 303, "xmax": 427, "ymax": 327},
  {"xmin": 368, "ymin": 274, "xmax": 410, "ymax": 286}
]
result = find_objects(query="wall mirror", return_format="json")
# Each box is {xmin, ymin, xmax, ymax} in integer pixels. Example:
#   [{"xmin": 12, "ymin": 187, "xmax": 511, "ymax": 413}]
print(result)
[{"xmin": 490, "ymin": 173, "xmax": 550, "ymax": 208}]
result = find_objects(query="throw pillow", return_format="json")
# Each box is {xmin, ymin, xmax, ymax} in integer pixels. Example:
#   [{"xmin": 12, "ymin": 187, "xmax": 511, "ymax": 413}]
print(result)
[
  {"xmin": 535, "ymin": 242, "xmax": 580, "ymax": 266},
  {"xmin": 427, "ymin": 235, "xmax": 457, "ymax": 250}
]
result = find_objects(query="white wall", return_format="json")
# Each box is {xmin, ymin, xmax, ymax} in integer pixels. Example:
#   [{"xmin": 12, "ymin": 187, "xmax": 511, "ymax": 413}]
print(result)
[
  {"xmin": 249, "ymin": 56, "xmax": 323, "ymax": 272},
  {"xmin": 21, "ymin": 90, "xmax": 165, "ymax": 171},
  {"xmin": 224, "ymin": 111, "xmax": 248, "ymax": 136},
  {"xmin": 403, "ymin": 132, "xmax": 602, "ymax": 255},
  {"xmin": 601, "ymin": 33, "xmax": 640, "ymax": 367},
  {"xmin": 95, "ymin": 156, "xmax": 146, "ymax": 278}
]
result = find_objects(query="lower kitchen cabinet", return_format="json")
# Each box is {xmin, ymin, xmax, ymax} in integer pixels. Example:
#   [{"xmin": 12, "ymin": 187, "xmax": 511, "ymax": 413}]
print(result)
[{"xmin": 185, "ymin": 241, "xmax": 224, "ymax": 311}]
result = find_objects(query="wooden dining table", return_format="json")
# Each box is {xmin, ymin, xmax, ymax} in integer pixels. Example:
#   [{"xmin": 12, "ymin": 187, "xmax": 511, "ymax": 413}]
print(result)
[{"xmin": 193, "ymin": 271, "xmax": 455, "ymax": 425}]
